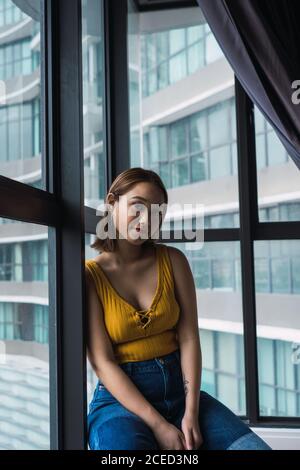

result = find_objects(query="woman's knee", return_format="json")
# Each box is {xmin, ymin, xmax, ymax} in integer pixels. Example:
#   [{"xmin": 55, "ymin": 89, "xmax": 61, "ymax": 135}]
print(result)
[
  {"xmin": 226, "ymin": 430, "xmax": 272, "ymax": 450},
  {"xmin": 89, "ymin": 415, "xmax": 159, "ymax": 450},
  {"xmin": 198, "ymin": 391, "xmax": 261, "ymax": 450}
]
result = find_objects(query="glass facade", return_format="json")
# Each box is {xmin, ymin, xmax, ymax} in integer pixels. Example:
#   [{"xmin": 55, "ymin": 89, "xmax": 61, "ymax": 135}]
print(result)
[
  {"xmin": 0, "ymin": 0, "xmax": 43, "ymax": 187},
  {"xmin": 200, "ymin": 330, "xmax": 245, "ymax": 415},
  {"xmin": 254, "ymin": 240, "xmax": 300, "ymax": 416},
  {"xmin": 142, "ymin": 98, "xmax": 237, "ymax": 189},
  {"xmin": 82, "ymin": 0, "xmax": 106, "ymax": 209},
  {"xmin": 201, "ymin": 330, "xmax": 300, "ymax": 417},
  {"xmin": 0, "ymin": 218, "xmax": 49, "ymax": 449},
  {"xmin": 254, "ymin": 105, "xmax": 300, "ymax": 222},
  {"xmin": 0, "ymin": 1, "xmax": 52, "ymax": 449},
  {"xmin": 0, "ymin": 0, "xmax": 27, "ymax": 27},
  {"xmin": 141, "ymin": 23, "xmax": 223, "ymax": 97}
]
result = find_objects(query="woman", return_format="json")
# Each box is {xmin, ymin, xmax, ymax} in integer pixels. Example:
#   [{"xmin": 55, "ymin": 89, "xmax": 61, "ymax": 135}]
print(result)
[{"xmin": 85, "ymin": 167, "xmax": 272, "ymax": 451}]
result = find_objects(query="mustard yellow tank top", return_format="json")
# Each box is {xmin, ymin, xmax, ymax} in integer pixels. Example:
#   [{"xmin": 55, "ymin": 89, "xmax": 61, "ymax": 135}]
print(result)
[{"xmin": 85, "ymin": 243, "xmax": 180, "ymax": 364}]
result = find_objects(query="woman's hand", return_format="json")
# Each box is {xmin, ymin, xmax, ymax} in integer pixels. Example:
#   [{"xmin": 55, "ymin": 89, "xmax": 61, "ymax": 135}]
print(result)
[
  {"xmin": 152, "ymin": 419, "xmax": 187, "ymax": 450},
  {"xmin": 180, "ymin": 412, "xmax": 203, "ymax": 450}
]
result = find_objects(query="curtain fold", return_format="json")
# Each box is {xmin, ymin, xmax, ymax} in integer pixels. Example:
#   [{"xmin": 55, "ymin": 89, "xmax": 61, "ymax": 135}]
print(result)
[{"xmin": 197, "ymin": 0, "xmax": 300, "ymax": 169}]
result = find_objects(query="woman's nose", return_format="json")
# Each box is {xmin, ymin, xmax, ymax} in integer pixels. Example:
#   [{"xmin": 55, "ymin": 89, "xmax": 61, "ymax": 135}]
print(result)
[{"xmin": 139, "ymin": 212, "xmax": 148, "ymax": 224}]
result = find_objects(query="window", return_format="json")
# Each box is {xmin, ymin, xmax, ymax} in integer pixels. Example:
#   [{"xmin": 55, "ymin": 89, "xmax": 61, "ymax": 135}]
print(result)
[
  {"xmin": 139, "ymin": 17, "xmax": 223, "ymax": 97},
  {"xmin": 0, "ymin": 0, "xmax": 26, "ymax": 27},
  {"xmin": 254, "ymin": 240, "xmax": 300, "ymax": 416},
  {"xmin": 254, "ymin": 105, "xmax": 300, "ymax": 222},
  {"xmin": 0, "ymin": 38, "xmax": 33, "ymax": 80},
  {"xmin": 0, "ymin": 218, "xmax": 50, "ymax": 448},
  {"xmin": 0, "ymin": 2, "xmax": 43, "ymax": 188},
  {"xmin": 82, "ymin": 0, "xmax": 106, "ymax": 209}
]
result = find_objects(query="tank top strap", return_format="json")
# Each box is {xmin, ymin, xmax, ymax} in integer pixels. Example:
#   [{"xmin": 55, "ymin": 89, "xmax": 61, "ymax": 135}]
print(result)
[
  {"xmin": 85, "ymin": 259, "xmax": 98, "ymax": 285},
  {"xmin": 85, "ymin": 258, "xmax": 108, "ymax": 304}
]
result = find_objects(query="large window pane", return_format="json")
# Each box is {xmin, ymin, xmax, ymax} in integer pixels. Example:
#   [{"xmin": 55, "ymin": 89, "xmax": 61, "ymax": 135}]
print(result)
[
  {"xmin": 0, "ymin": 218, "xmax": 50, "ymax": 449},
  {"xmin": 82, "ymin": 0, "xmax": 106, "ymax": 209},
  {"xmin": 254, "ymin": 240, "xmax": 300, "ymax": 417},
  {"xmin": 127, "ymin": 2, "xmax": 239, "ymax": 229},
  {"xmin": 254, "ymin": 106, "xmax": 300, "ymax": 222},
  {"xmin": 0, "ymin": 1, "xmax": 44, "ymax": 189}
]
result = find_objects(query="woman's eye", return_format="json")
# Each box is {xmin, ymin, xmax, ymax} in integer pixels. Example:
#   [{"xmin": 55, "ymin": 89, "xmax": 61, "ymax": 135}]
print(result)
[{"xmin": 133, "ymin": 203, "xmax": 145, "ymax": 212}]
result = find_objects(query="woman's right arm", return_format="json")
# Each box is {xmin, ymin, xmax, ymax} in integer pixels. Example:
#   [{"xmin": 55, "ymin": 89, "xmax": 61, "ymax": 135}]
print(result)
[{"xmin": 85, "ymin": 266, "xmax": 182, "ymax": 445}]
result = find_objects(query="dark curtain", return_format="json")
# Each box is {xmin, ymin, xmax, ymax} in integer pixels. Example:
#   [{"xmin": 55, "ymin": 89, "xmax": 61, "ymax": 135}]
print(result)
[{"xmin": 197, "ymin": 0, "xmax": 300, "ymax": 170}]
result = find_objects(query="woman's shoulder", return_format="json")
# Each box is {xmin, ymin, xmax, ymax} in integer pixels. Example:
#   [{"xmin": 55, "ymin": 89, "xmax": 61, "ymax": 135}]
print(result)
[
  {"xmin": 85, "ymin": 252, "xmax": 106, "ymax": 267},
  {"xmin": 85, "ymin": 257, "xmax": 104, "ymax": 277},
  {"xmin": 85, "ymin": 258, "xmax": 98, "ymax": 270}
]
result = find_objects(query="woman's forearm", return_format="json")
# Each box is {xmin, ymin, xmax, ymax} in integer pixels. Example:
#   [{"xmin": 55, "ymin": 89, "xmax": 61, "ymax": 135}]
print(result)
[
  {"xmin": 95, "ymin": 360, "xmax": 168, "ymax": 430},
  {"xmin": 178, "ymin": 336, "xmax": 202, "ymax": 416}
]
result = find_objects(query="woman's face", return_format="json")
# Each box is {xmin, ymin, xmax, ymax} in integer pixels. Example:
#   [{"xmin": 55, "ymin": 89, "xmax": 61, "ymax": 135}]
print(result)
[{"xmin": 109, "ymin": 182, "xmax": 166, "ymax": 245}]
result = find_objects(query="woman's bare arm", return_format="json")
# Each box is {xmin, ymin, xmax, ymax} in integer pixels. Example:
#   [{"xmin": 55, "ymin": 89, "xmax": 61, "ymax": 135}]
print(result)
[
  {"xmin": 85, "ymin": 266, "xmax": 168, "ymax": 431},
  {"xmin": 168, "ymin": 246, "xmax": 202, "ymax": 416}
]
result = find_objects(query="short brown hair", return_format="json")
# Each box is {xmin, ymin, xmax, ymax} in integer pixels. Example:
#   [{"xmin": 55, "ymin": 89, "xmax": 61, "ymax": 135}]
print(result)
[{"xmin": 90, "ymin": 167, "xmax": 168, "ymax": 253}]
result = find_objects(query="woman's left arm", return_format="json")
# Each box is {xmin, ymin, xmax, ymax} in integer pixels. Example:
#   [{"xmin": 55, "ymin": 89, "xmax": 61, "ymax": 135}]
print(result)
[{"xmin": 168, "ymin": 246, "xmax": 203, "ymax": 450}]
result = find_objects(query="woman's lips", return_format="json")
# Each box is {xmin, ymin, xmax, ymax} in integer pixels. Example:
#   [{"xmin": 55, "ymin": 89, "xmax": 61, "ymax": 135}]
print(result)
[{"xmin": 135, "ymin": 226, "xmax": 145, "ymax": 232}]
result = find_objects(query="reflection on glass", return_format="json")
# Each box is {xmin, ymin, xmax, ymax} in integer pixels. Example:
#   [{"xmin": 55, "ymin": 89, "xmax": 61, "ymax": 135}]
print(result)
[
  {"xmin": 82, "ymin": 0, "xmax": 106, "ymax": 209},
  {"xmin": 0, "ymin": 217, "xmax": 49, "ymax": 449},
  {"xmin": 254, "ymin": 240, "xmax": 300, "ymax": 417},
  {"xmin": 165, "ymin": 241, "xmax": 245, "ymax": 415},
  {"xmin": 254, "ymin": 105, "xmax": 300, "ymax": 222},
  {"xmin": 127, "ymin": 2, "xmax": 239, "ymax": 229},
  {"xmin": 139, "ymin": 15, "xmax": 222, "ymax": 97},
  {"xmin": 0, "ymin": 1, "xmax": 43, "ymax": 189}
]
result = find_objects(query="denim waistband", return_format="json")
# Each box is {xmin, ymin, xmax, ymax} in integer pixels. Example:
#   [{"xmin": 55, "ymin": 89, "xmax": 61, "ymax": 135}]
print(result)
[{"xmin": 118, "ymin": 348, "xmax": 180, "ymax": 374}]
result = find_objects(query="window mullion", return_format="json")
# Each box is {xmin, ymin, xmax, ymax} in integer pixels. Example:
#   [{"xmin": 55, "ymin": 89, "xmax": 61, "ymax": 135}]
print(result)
[{"xmin": 235, "ymin": 76, "xmax": 260, "ymax": 425}]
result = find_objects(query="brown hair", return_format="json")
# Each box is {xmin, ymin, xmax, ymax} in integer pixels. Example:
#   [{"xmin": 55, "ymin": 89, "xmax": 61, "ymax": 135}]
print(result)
[{"xmin": 90, "ymin": 167, "xmax": 168, "ymax": 253}]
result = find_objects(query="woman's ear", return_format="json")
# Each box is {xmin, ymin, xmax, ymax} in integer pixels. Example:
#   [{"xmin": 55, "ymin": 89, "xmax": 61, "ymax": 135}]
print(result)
[{"xmin": 106, "ymin": 191, "xmax": 115, "ymax": 204}]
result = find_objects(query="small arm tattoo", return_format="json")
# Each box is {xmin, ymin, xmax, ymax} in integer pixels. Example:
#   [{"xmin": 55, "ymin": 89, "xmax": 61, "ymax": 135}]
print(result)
[{"xmin": 183, "ymin": 374, "xmax": 189, "ymax": 396}]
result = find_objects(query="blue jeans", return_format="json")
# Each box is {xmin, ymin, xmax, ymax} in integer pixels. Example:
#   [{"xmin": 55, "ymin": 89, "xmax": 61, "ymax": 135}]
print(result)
[{"xmin": 87, "ymin": 349, "xmax": 272, "ymax": 450}]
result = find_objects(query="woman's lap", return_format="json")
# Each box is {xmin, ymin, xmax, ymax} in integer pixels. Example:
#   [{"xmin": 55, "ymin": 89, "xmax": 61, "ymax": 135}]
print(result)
[
  {"xmin": 88, "ymin": 391, "xmax": 271, "ymax": 450},
  {"xmin": 87, "ymin": 350, "xmax": 272, "ymax": 450}
]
